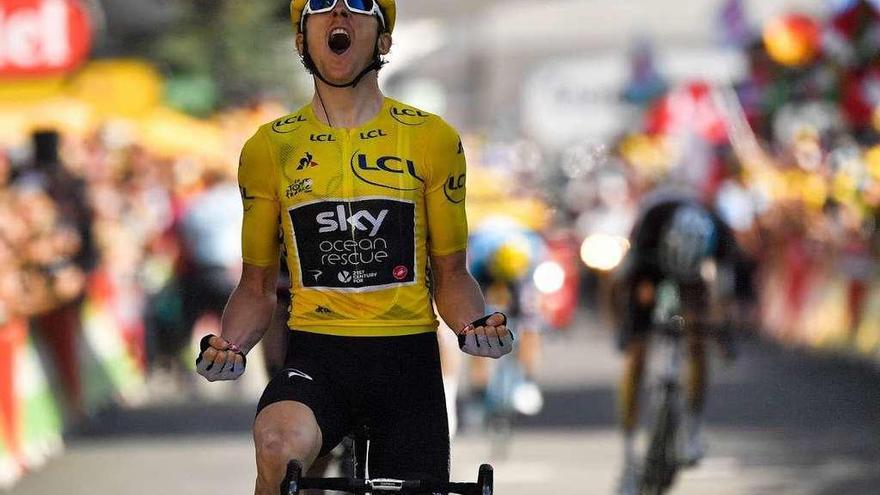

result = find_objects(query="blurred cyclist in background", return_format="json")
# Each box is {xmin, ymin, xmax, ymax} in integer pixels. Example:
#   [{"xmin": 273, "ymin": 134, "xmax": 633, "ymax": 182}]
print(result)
[
  {"xmin": 613, "ymin": 189, "xmax": 740, "ymax": 495},
  {"xmin": 194, "ymin": 1, "xmax": 514, "ymax": 493},
  {"xmin": 447, "ymin": 217, "xmax": 547, "ymax": 431}
]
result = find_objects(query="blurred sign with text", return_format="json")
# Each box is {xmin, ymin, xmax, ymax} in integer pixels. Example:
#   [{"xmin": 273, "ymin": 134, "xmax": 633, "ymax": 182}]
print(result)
[
  {"xmin": 0, "ymin": 0, "xmax": 91, "ymax": 77},
  {"xmin": 522, "ymin": 50, "xmax": 746, "ymax": 148}
]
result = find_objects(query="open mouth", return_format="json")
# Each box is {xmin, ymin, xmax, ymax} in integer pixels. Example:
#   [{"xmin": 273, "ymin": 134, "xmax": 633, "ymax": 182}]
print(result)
[{"xmin": 328, "ymin": 28, "xmax": 352, "ymax": 55}]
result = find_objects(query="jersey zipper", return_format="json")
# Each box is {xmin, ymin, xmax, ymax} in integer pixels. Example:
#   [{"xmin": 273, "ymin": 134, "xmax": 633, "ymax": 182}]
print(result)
[{"xmin": 341, "ymin": 128, "xmax": 359, "ymax": 256}]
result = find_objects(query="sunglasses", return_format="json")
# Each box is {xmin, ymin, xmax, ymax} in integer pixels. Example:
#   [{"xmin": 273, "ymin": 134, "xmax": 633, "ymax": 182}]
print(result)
[{"xmin": 301, "ymin": 0, "xmax": 386, "ymax": 31}]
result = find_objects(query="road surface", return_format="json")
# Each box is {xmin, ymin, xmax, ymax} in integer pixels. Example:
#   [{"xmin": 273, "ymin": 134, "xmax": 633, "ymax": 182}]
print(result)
[{"xmin": 11, "ymin": 310, "xmax": 880, "ymax": 494}]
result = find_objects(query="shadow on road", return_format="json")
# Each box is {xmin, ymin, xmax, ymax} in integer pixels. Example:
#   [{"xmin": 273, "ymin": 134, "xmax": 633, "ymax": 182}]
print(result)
[
  {"xmin": 70, "ymin": 401, "xmax": 257, "ymax": 439},
  {"xmin": 72, "ymin": 339, "xmax": 880, "ymax": 438}
]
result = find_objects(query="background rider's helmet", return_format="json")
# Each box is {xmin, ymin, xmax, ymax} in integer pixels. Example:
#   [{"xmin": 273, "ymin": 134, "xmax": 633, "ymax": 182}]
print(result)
[
  {"xmin": 290, "ymin": 0, "xmax": 397, "ymax": 34},
  {"xmin": 658, "ymin": 205, "xmax": 718, "ymax": 282},
  {"xmin": 468, "ymin": 216, "xmax": 546, "ymax": 287},
  {"xmin": 489, "ymin": 239, "xmax": 534, "ymax": 283}
]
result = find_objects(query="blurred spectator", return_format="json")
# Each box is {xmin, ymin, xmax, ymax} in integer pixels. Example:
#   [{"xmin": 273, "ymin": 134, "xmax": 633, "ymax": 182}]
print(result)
[
  {"xmin": 3, "ymin": 131, "xmax": 92, "ymax": 418},
  {"xmin": 176, "ymin": 166, "xmax": 242, "ymax": 356}
]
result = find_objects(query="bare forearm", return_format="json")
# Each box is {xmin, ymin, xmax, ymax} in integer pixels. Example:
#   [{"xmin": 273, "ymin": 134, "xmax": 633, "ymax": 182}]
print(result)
[
  {"xmin": 220, "ymin": 283, "xmax": 277, "ymax": 354},
  {"xmin": 434, "ymin": 269, "xmax": 485, "ymax": 334}
]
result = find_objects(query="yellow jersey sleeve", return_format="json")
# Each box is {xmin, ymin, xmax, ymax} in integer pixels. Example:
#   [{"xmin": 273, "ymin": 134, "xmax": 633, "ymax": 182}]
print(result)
[
  {"xmin": 239, "ymin": 127, "xmax": 281, "ymax": 267},
  {"xmin": 425, "ymin": 119, "xmax": 468, "ymax": 256}
]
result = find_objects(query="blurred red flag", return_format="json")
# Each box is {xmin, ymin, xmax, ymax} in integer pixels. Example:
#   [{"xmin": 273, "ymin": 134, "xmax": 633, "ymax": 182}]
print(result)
[{"xmin": 645, "ymin": 81, "xmax": 728, "ymax": 144}]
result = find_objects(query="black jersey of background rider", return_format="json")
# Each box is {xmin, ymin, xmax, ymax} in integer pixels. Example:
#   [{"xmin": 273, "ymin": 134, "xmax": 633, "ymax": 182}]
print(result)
[{"xmin": 622, "ymin": 190, "xmax": 738, "ymax": 284}]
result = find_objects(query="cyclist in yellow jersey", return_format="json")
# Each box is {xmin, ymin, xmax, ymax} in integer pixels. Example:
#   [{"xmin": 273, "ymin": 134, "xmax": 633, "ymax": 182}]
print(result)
[
  {"xmin": 238, "ymin": 94, "xmax": 472, "ymax": 335},
  {"xmin": 193, "ymin": 2, "xmax": 513, "ymax": 494}
]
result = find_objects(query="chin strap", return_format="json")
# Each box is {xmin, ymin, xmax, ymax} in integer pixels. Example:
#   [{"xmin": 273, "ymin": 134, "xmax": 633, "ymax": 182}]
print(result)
[
  {"xmin": 314, "ymin": 58, "xmax": 382, "ymax": 88},
  {"xmin": 301, "ymin": 25, "xmax": 384, "ymax": 89}
]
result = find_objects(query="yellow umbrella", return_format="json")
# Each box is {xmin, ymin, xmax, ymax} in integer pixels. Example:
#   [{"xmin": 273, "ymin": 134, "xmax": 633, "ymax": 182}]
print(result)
[
  {"xmin": 0, "ymin": 95, "xmax": 98, "ymax": 146},
  {"xmin": 29, "ymin": 97, "xmax": 97, "ymax": 138},
  {"xmin": 67, "ymin": 59, "xmax": 163, "ymax": 119},
  {"xmin": 0, "ymin": 78, "xmax": 67, "ymax": 103},
  {"xmin": 138, "ymin": 106, "xmax": 228, "ymax": 164},
  {"xmin": 0, "ymin": 106, "xmax": 33, "ymax": 147}
]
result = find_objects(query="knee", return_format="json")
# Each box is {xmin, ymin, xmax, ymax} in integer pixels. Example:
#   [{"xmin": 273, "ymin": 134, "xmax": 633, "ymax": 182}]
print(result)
[{"xmin": 254, "ymin": 424, "xmax": 320, "ymax": 470}]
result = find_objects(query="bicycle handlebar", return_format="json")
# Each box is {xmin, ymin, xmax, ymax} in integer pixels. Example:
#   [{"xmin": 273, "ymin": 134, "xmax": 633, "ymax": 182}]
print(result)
[
  {"xmin": 284, "ymin": 460, "xmax": 493, "ymax": 495},
  {"xmin": 299, "ymin": 477, "xmax": 481, "ymax": 494}
]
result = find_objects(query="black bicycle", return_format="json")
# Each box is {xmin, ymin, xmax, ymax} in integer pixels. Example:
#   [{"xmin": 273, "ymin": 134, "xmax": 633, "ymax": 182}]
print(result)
[
  {"xmin": 282, "ymin": 460, "xmax": 494, "ymax": 494},
  {"xmin": 639, "ymin": 281, "xmax": 686, "ymax": 495}
]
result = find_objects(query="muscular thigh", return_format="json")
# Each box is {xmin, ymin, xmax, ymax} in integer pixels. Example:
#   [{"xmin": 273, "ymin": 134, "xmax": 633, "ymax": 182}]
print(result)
[{"xmin": 256, "ymin": 332, "xmax": 352, "ymax": 457}]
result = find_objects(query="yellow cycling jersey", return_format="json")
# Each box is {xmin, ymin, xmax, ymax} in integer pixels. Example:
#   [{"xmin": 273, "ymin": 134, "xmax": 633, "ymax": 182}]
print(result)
[{"xmin": 238, "ymin": 97, "xmax": 468, "ymax": 336}]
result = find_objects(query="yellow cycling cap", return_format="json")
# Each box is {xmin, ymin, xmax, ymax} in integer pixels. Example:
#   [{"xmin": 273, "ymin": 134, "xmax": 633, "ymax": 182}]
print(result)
[{"xmin": 290, "ymin": 0, "xmax": 396, "ymax": 34}]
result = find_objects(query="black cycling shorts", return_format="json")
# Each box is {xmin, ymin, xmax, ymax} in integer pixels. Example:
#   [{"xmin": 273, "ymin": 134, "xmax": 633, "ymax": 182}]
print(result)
[{"xmin": 256, "ymin": 330, "xmax": 449, "ymax": 482}]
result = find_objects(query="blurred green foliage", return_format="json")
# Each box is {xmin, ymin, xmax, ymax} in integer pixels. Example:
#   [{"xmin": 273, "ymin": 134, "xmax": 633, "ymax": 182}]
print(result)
[{"xmin": 149, "ymin": 0, "xmax": 305, "ymax": 114}]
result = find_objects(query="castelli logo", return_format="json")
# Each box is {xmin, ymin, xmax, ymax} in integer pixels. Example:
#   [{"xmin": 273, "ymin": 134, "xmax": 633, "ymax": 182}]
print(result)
[{"xmin": 0, "ymin": 0, "xmax": 92, "ymax": 76}]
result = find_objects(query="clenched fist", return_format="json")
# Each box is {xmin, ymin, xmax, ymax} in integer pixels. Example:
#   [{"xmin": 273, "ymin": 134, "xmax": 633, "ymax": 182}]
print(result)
[
  {"xmin": 457, "ymin": 312, "xmax": 515, "ymax": 359},
  {"xmin": 196, "ymin": 334, "xmax": 247, "ymax": 381}
]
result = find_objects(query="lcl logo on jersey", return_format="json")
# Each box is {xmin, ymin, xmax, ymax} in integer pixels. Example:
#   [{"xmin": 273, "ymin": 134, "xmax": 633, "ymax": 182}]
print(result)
[
  {"xmin": 390, "ymin": 106, "xmax": 429, "ymax": 126},
  {"xmin": 272, "ymin": 114, "xmax": 307, "ymax": 134},
  {"xmin": 443, "ymin": 173, "xmax": 466, "ymax": 204},
  {"xmin": 360, "ymin": 129, "xmax": 388, "ymax": 140},
  {"xmin": 310, "ymin": 133, "xmax": 336, "ymax": 142},
  {"xmin": 350, "ymin": 153, "xmax": 424, "ymax": 191}
]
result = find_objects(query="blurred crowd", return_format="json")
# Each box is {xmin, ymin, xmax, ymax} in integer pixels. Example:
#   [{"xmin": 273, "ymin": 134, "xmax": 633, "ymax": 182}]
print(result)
[
  {"xmin": 0, "ymin": 137, "xmax": 88, "ymax": 322},
  {"xmin": 551, "ymin": 0, "xmax": 880, "ymax": 356},
  {"xmin": 0, "ymin": 101, "xmax": 287, "ymax": 398}
]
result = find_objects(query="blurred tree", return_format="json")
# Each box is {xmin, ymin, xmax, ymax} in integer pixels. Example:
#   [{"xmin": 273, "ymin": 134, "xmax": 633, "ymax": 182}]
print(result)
[{"xmin": 149, "ymin": 0, "xmax": 305, "ymax": 114}]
